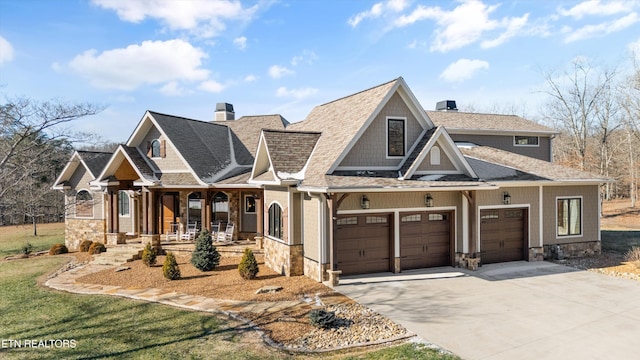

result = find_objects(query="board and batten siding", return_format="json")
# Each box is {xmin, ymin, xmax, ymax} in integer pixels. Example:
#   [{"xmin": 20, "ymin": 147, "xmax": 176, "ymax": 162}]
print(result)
[
  {"xmin": 416, "ymin": 146, "xmax": 457, "ymax": 172},
  {"xmin": 338, "ymin": 92, "xmax": 424, "ymax": 167},
  {"xmin": 137, "ymin": 125, "xmax": 189, "ymax": 172},
  {"xmin": 302, "ymin": 194, "xmax": 320, "ymax": 262},
  {"xmin": 542, "ymin": 185, "xmax": 599, "ymax": 244},
  {"xmin": 448, "ymin": 134, "xmax": 551, "ymax": 162}
]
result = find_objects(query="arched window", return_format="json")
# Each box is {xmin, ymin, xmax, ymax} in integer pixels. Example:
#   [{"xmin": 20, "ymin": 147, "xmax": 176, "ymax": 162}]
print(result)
[
  {"xmin": 118, "ymin": 191, "xmax": 129, "ymax": 216},
  {"xmin": 211, "ymin": 192, "xmax": 229, "ymax": 223},
  {"xmin": 151, "ymin": 139, "xmax": 161, "ymax": 158},
  {"xmin": 76, "ymin": 190, "xmax": 93, "ymax": 218},
  {"xmin": 268, "ymin": 203, "xmax": 283, "ymax": 239},
  {"xmin": 430, "ymin": 146, "xmax": 441, "ymax": 165},
  {"xmin": 188, "ymin": 192, "xmax": 202, "ymax": 225}
]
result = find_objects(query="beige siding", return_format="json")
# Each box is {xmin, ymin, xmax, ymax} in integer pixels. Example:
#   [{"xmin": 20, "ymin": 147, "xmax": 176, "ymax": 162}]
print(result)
[
  {"xmin": 339, "ymin": 92, "xmax": 425, "ymax": 167},
  {"xmin": 264, "ymin": 187, "xmax": 290, "ymax": 243},
  {"xmin": 542, "ymin": 185, "xmax": 599, "ymax": 244},
  {"xmin": 448, "ymin": 134, "xmax": 551, "ymax": 161},
  {"xmin": 292, "ymin": 192, "xmax": 302, "ymax": 245},
  {"xmin": 476, "ymin": 187, "xmax": 541, "ymax": 247},
  {"xmin": 416, "ymin": 145, "xmax": 457, "ymax": 172},
  {"xmin": 303, "ymin": 194, "xmax": 320, "ymax": 261},
  {"xmin": 137, "ymin": 125, "xmax": 189, "ymax": 172},
  {"xmin": 67, "ymin": 166, "xmax": 103, "ymax": 219}
]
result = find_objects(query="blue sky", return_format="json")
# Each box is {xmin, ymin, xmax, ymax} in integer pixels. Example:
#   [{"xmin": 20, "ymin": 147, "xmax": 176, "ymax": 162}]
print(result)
[{"xmin": 1, "ymin": 0, "xmax": 639, "ymax": 143}]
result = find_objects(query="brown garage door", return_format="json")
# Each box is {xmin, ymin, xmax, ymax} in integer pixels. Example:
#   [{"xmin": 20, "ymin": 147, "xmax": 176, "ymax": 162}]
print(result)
[
  {"xmin": 400, "ymin": 211, "xmax": 452, "ymax": 270},
  {"xmin": 480, "ymin": 208, "xmax": 526, "ymax": 264},
  {"xmin": 335, "ymin": 214, "xmax": 391, "ymax": 275}
]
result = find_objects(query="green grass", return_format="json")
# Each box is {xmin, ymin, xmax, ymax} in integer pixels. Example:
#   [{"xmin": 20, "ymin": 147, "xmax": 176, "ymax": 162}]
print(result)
[
  {"xmin": 0, "ymin": 256, "xmax": 458, "ymax": 360},
  {"xmin": 601, "ymin": 231, "xmax": 640, "ymax": 255},
  {"xmin": 0, "ymin": 223, "xmax": 65, "ymax": 258}
]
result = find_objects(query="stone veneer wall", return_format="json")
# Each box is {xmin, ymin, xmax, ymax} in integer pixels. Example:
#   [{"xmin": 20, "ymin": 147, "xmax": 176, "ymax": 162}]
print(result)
[
  {"xmin": 263, "ymin": 237, "xmax": 303, "ymax": 276},
  {"xmin": 65, "ymin": 218, "xmax": 106, "ymax": 250},
  {"xmin": 544, "ymin": 241, "xmax": 601, "ymax": 260},
  {"xmin": 303, "ymin": 257, "xmax": 322, "ymax": 282}
]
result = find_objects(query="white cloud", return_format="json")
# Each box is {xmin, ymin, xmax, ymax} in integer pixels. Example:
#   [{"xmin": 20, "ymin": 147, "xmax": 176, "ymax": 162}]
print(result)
[
  {"xmin": 159, "ymin": 81, "xmax": 185, "ymax": 96},
  {"xmin": 291, "ymin": 50, "xmax": 318, "ymax": 66},
  {"xmin": 268, "ymin": 65, "xmax": 294, "ymax": 79},
  {"xmin": 199, "ymin": 79, "xmax": 225, "ymax": 93},
  {"xmin": 67, "ymin": 39, "xmax": 209, "ymax": 91},
  {"xmin": 244, "ymin": 74, "xmax": 258, "ymax": 82},
  {"xmin": 439, "ymin": 58, "xmax": 489, "ymax": 82},
  {"xmin": 348, "ymin": 0, "xmax": 409, "ymax": 27},
  {"xmin": 0, "ymin": 35, "xmax": 14, "ymax": 65},
  {"xmin": 393, "ymin": 0, "xmax": 528, "ymax": 53},
  {"xmin": 91, "ymin": 0, "xmax": 260, "ymax": 38},
  {"xmin": 558, "ymin": 0, "xmax": 629, "ymax": 19},
  {"xmin": 629, "ymin": 38, "xmax": 640, "ymax": 58},
  {"xmin": 275, "ymin": 86, "xmax": 318, "ymax": 99},
  {"xmin": 233, "ymin": 36, "xmax": 247, "ymax": 50},
  {"xmin": 564, "ymin": 12, "xmax": 639, "ymax": 42}
]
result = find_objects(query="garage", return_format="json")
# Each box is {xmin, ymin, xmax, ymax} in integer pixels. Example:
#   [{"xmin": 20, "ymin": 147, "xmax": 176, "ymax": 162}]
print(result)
[
  {"xmin": 399, "ymin": 211, "xmax": 453, "ymax": 270},
  {"xmin": 335, "ymin": 214, "xmax": 392, "ymax": 275},
  {"xmin": 480, "ymin": 208, "xmax": 527, "ymax": 264}
]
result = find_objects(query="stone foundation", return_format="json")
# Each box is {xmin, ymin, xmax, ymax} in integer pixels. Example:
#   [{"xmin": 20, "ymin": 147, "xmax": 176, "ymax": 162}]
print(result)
[
  {"xmin": 394, "ymin": 257, "xmax": 401, "ymax": 273},
  {"xmin": 455, "ymin": 252, "xmax": 481, "ymax": 270},
  {"xmin": 544, "ymin": 241, "xmax": 601, "ymax": 260},
  {"xmin": 303, "ymin": 257, "xmax": 323, "ymax": 282},
  {"xmin": 528, "ymin": 247, "xmax": 544, "ymax": 261},
  {"xmin": 263, "ymin": 237, "xmax": 303, "ymax": 276},
  {"xmin": 106, "ymin": 232, "xmax": 126, "ymax": 245},
  {"xmin": 65, "ymin": 218, "xmax": 106, "ymax": 251},
  {"xmin": 141, "ymin": 234, "xmax": 161, "ymax": 248}
]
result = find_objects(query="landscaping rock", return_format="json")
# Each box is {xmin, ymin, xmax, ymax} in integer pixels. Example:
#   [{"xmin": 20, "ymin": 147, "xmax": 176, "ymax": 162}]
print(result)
[
  {"xmin": 115, "ymin": 266, "xmax": 130, "ymax": 272},
  {"xmin": 256, "ymin": 285, "xmax": 283, "ymax": 294}
]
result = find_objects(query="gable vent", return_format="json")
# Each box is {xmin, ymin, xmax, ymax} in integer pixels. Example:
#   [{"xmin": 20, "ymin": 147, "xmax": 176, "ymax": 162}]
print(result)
[
  {"xmin": 436, "ymin": 100, "xmax": 457, "ymax": 111},
  {"xmin": 214, "ymin": 102, "xmax": 235, "ymax": 121}
]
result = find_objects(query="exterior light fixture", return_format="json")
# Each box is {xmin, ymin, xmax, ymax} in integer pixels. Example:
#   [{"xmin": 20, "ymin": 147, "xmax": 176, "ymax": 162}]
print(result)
[
  {"xmin": 503, "ymin": 192, "xmax": 511, "ymax": 205},
  {"xmin": 425, "ymin": 193, "xmax": 434, "ymax": 207},
  {"xmin": 360, "ymin": 195, "xmax": 370, "ymax": 209}
]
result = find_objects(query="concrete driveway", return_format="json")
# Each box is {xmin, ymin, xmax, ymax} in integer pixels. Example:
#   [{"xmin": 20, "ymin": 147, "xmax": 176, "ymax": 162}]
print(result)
[{"xmin": 337, "ymin": 261, "xmax": 640, "ymax": 360}]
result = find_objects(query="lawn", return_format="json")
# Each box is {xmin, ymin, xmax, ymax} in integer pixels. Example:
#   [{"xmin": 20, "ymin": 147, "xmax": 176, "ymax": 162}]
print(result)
[
  {"xmin": 601, "ymin": 231, "xmax": 640, "ymax": 255},
  {"xmin": 0, "ymin": 222, "xmax": 65, "ymax": 258},
  {"xmin": 0, "ymin": 224, "xmax": 458, "ymax": 360}
]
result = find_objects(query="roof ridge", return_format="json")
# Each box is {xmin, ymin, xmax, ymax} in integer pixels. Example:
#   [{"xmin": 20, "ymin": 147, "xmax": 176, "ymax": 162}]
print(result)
[
  {"xmin": 316, "ymin": 77, "xmax": 400, "ymax": 107},
  {"xmin": 263, "ymin": 129, "xmax": 322, "ymax": 135},
  {"xmin": 77, "ymin": 150, "xmax": 112, "ymax": 154},
  {"xmin": 148, "ymin": 110, "xmax": 227, "ymax": 127},
  {"xmin": 426, "ymin": 110, "xmax": 521, "ymax": 117}
]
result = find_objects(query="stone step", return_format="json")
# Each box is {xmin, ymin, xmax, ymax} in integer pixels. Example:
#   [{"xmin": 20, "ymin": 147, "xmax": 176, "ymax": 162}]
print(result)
[{"xmin": 91, "ymin": 247, "xmax": 143, "ymax": 266}]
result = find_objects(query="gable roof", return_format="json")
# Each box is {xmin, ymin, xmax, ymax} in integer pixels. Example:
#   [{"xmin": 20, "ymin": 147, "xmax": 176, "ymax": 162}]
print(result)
[
  {"xmin": 427, "ymin": 111, "xmax": 557, "ymax": 135},
  {"xmin": 92, "ymin": 145, "xmax": 159, "ymax": 186},
  {"xmin": 222, "ymin": 115, "xmax": 289, "ymax": 155},
  {"xmin": 460, "ymin": 145, "xmax": 609, "ymax": 183},
  {"xmin": 52, "ymin": 150, "xmax": 112, "ymax": 189}
]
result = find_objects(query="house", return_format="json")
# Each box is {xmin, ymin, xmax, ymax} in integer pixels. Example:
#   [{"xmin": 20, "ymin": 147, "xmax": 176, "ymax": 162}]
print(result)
[
  {"xmin": 55, "ymin": 77, "xmax": 607, "ymax": 283},
  {"xmin": 249, "ymin": 78, "xmax": 607, "ymax": 282},
  {"xmin": 53, "ymin": 107, "xmax": 287, "ymax": 250}
]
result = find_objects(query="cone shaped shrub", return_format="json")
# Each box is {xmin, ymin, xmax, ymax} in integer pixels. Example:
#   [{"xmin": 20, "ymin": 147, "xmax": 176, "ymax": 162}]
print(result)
[
  {"xmin": 88, "ymin": 242, "xmax": 106, "ymax": 255},
  {"xmin": 238, "ymin": 248, "xmax": 259, "ymax": 280},
  {"xmin": 141, "ymin": 243, "xmax": 157, "ymax": 267},
  {"xmin": 79, "ymin": 240, "xmax": 93, "ymax": 252},
  {"xmin": 191, "ymin": 230, "xmax": 221, "ymax": 271},
  {"xmin": 163, "ymin": 251, "xmax": 181, "ymax": 280},
  {"xmin": 49, "ymin": 243, "xmax": 69, "ymax": 255}
]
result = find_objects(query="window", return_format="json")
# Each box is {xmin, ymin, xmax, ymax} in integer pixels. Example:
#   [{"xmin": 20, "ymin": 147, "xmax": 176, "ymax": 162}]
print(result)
[
  {"xmin": 557, "ymin": 198, "xmax": 581, "ymax": 236},
  {"xmin": 337, "ymin": 217, "xmax": 358, "ymax": 225},
  {"xmin": 268, "ymin": 203, "xmax": 283, "ymax": 239},
  {"xmin": 387, "ymin": 118, "xmax": 405, "ymax": 157},
  {"xmin": 514, "ymin": 136, "xmax": 539, "ymax": 146},
  {"xmin": 118, "ymin": 191, "xmax": 129, "ymax": 216},
  {"xmin": 428, "ymin": 213, "xmax": 447, "ymax": 221},
  {"xmin": 481, "ymin": 210, "xmax": 499, "ymax": 220},
  {"xmin": 151, "ymin": 139, "xmax": 161, "ymax": 157},
  {"xmin": 366, "ymin": 216, "xmax": 387, "ymax": 224},
  {"xmin": 245, "ymin": 195, "xmax": 256, "ymax": 214},
  {"xmin": 430, "ymin": 146, "xmax": 441, "ymax": 165},
  {"xmin": 401, "ymin": 214, "xmax": 421, "ymax": 222},
  {"xmin": 75, "ymin": 190, "xmax": 93, "ymax": 218},
  {"xmin": 212, "ymin": 192, "xmax": 229, "ymax": 222}
]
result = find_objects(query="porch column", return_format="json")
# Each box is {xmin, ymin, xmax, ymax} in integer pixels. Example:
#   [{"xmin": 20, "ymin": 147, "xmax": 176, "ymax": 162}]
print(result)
[
  {"xmin": 255, "ymin": 193, "xmax": 263, "ymax": 235},
  {"xmin": 141, "ymin": 189, "xmax": 148, "ymax": 234},
  {"xmin": 150, "ymin": 190, "xmax": 157, "ymax": 234},
  {"xmin": 469, "ymin": 191, "xmax": 477, "ymax": 255},
  {"xmin": 112, "ymin": 190, "xmax": 120, "ymax": 233},
  {"xmin": 106, "ymin": 191, "xmax": 114, "ymax": 233},
  {"xmin": 204, "ymin": 190, "xmax": 211, "ymax": 231},
  {"xmin": 326, "ymin": 194, "xmax": 335, "ymax": 271}
]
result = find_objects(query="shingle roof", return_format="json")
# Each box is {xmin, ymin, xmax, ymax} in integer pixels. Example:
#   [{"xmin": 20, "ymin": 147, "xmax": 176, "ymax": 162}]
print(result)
[
  {"xmin": 460, "ymin": 146, "xmax": 607, "ymax": 181},
  {"xmin": 288, "ymin": 78, "xmax": 400, "ymax": 187},
  {"xmin": 322, "ymin": 174, "xmax": 486, "ymax": 189},
  {"xmin": 427, "ymin": 111, "xmax": 556, "ymax": 134},
  {"xmin": 77, "ymin": 151, "xmax": 112, "ymax": 178},
  {"xmin": 223, "ymin": 115, "xmax": 289, "ymax": 155},
  {"xmin": 398, "ymin": 127, "xmax": 438, "ymax": 178},
  {"xmin": 120, "ymin": 146, "xmax": 157, "ymax": 181},
  {"xmin": 262, "ymin": 130, "xmax": 320, "ymax": 179},
  {"xmin": 158, "ymin": 172, "xmax": 199, "ymax": 185}
]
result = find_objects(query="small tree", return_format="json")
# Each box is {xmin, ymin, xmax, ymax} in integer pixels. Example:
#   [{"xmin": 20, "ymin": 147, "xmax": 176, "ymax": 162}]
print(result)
[
  {"xmin": 238, "ymin": 248, "xmax": 259, "ymax": 280},
  {"xmin": 191, "ymin": 230, "xmax": 220, "ymax": 271},
  {"xmin": 163, "ymin": 251, "xmax": 181, "ymax": 280},
  {"xmin": 141, "ymin": 243, "xmax": 156, "ymax": 267}
]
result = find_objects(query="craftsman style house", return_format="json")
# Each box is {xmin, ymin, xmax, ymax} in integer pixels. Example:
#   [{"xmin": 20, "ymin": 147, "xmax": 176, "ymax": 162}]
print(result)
[{"xmin": 55, "ymin": 77, "xmax": 607, "ymax": 282}]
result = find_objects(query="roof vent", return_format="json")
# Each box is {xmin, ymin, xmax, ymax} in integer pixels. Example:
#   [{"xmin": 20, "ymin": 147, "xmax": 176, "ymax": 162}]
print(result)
[
  {"xmin": 214, "ymin": 102, "xmax": 235, "ymax": 121},
  {"xmin": 436, "ymin": 100, "xmax": 457, "ymax": 111}
]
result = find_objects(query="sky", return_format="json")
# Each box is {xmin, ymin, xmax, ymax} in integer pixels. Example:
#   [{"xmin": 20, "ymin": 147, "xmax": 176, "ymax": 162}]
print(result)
[{"xmin": 1, "ymin": 0, "xmax": 640, "ymax": 143}]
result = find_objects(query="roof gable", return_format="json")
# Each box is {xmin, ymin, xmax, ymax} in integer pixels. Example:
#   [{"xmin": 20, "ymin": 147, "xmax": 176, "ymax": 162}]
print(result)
[
  {"xmin": 222, "ymin": 114, "xmax": 289, "ymax": 155},
  {"xmin": 92, "ymin": 145, "xmax": 158, "ymax": 186},
  {"xmin": 53, "ymin": 151, "xmax": 111, "ymax": 189}
]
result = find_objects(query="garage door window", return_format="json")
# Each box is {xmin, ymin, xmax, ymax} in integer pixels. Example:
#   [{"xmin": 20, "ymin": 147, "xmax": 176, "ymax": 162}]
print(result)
[
  {"xmin": 481, "ymin": 210, "xmax": 499, "ymax": 220},
  {"xmin": 366, "ymin": 216, "xmax": 387, "ymax": 224},
  {"xmin": 401, "ymin": 214, "xmax": 421, "ymax": 222},
  {"xmin": 428, "ymin": 213, "xmax": 447, "ymax": 221},
  {"xmin": 557, "ymin": 198, "xmax": 581, "ymax": 236},
  {"xmin": 268, "ymin": 203, "xmax": 283, "ymax": 239},
  {"xmin": 337, "ymin": 217, "xmax": 358, "ymax": 225}
]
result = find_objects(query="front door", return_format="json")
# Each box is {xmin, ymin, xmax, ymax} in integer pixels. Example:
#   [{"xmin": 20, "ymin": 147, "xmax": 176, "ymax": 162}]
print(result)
[{"xmin": 161, "ymin": 194, "xmax": 177, "ymax": 233}]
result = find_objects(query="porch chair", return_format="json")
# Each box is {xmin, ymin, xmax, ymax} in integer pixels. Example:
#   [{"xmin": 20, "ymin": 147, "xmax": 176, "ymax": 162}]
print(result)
[
  {"xmin": 211, "ymin": 221, "xmax": 221, "ymax": 238},
  {"xmin": 181, "ymin": 222, "xmax": 198, "ymax": 241},
  {"xmin": 165, "ymin": 222, "xmax": 180, "ymax": 242},
  {"xmin": 215, "ymin": 222, "xmax": 234, "ymax": 244}
]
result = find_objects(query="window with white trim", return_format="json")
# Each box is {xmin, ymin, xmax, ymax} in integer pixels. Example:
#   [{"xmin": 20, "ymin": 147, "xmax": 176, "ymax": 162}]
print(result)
[
  {"xmin": 268, "ymin": 203, "xmax": 283, "ymax": 239},
  {"xmin": 387, "ymin": 118, "xmax": 405, "ymax": 157},
  {"xmin": 557, "ymin": 198, "xmax": 581, "ymax": 236},
  {"xmin": 514, "ymin": 136, "xmax": 539, "ymax": 146},
  {"xmin": 430, "ymin": 146, "xmax": 441, "ymax": 165},
  {"xmin": 118, "ymin": 191, "xmax": 129, "ymax": 216},
  {"xmin": 75, "ymin": 190, "xmax": 93, "ymax": 218},
  {"xmin": 151, "ymin": 139, "xmax": 161, "ymax": 157}
]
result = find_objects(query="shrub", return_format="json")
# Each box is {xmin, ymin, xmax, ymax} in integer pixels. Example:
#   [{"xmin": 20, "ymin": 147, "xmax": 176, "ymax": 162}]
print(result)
[
  {"xmin": 21, "ymin": 242, "xmax": 33, "ymax": 257},
  {"xmin": 49, "ymin": 243, "xmax": 69, "ymax": 255},
  {"xmin": 309, "ymin": 309, "xmax": 337, "ymax": 329},
  {"xmin": 141, "ymin": 243, "xmax": 157, "ymax": 267},
  {"xmin": 238, "ymin": 248, "xmax": 259, "ymax": 280},
  {"xmin": 79, "ymin": 240, "xmax": 93, "ymax": 252},
  {"xmin": 88, "ymin": 242, "xmax": 106, "ymax": 255},
  {"xmin": 191, "ymin": 230, "xmax": 221, "ymax": 271},
  {"xmin": 624, "ymin": 246, "xmax": 640, "ymax": 268},
  {"xmin": 163, "ymin": 251, "xmax": 181, "ymax": 280}
]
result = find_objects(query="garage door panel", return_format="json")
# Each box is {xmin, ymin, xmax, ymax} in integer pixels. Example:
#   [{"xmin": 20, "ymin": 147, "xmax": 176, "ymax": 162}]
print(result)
[
  {"xmin": 335, "ymin": 214, "xmax": 391, "ymax": 275},
  {"xmin": 480, "ymin": 208, "xmax": 526, "ymax": 264},
  {"xmin": 400, "ymin": 211, "xmax": 452, "ymax": 270}
]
